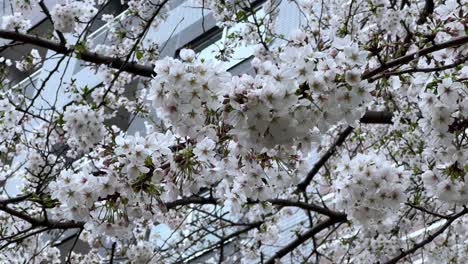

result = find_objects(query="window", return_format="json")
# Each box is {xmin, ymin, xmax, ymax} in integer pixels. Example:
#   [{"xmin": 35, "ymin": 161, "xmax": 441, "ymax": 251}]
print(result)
[
  {"xmin": 11, "ymin": 68, "xmax": 42, "ymax": 97},
  {"xmin": 176, "ymin": 3, "xmax": 267, "ymax": 71},
  {"xmin": 175, "ymin": 26, "xmax": 224, "ymax": 57}
]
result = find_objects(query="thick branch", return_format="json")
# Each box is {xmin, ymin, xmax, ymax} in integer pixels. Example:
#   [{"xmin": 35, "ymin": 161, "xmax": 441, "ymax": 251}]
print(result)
[
  {"xmin": 383, "ymin": 207, "xmax": 468, "ymax": 264},
  {"xmin": 0, "ymin": 194, "xmax": 31, "ymax": 204},
  {"xmin": 265, "ymin": 215, "xmax": 347, "ymax": 264},
  {"xmin": 165, "ymin": 196, "xmax": 218, "ymax": 209},
  {"xmin": 164, "ymin": 196, "xmax": 347, "ymax": 221},
  {"xmin": 1, "ymin": 31, "xmax": 466, "ymax": 81},
  {"xmin": 268, "ymin": 199, "xmax": 346, "ymax": 219},
  {"xmin": 0, "ymin": 30, "xmax": 154, "ymax": 77},
  {"xmin": 39, "ymin": 0, "xmax": 66, "ymax": 45},
  {"xmin": 0, "ymin": 196, "xmax": 217, "ymax": 231},
  {"xmin": 370, "ymin": 56, "xmax": 468, "ymax": 81},
  {"xmin": 297, "ymin": 126, "xmax": 354, "ymax": 192},
  {"xmin": 359, "ymin": 110, "xmax": 393, "ymax": 124},
  {"xmin": 362, "ymin": 35, "xmax": 468, "ymax": 80},
  {"xmin": 296, "ymin": 110, "xmax": 397, "ymax": 192},
  {"xmin": 417, "ymin": 0, "xmax": 434, "ymax": 25},
  {"xmin": 0, "ymin": 203, "xmax": 83, "ymax": 229}
]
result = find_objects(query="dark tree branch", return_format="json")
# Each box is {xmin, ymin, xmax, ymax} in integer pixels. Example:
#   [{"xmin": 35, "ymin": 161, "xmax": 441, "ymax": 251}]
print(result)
[
  {"xmin": 359, "ymin": 110, "xmax": 393, "ymax": 124},
  {"xmin": 267, "ymin": 199, "xmax": 346, "ymax": 219},
  {"xmin": 39, "ymin": 0, "xmax": 67, "ymax": 45},
  {"xmin": 0, "ymin": 196, "xmax": 219, "ymax": 232},
  {"xmin": 165, "ymin": 196, "xmax": 218, "ymax": 209},
  {"xmin": 265, "ymin": 214, "xmax": 347, "ymax": 264},
  {"xmin": 0, "ymin": 194, "xmax": 31, "ymax": 204},
  {"xmin": 1, "ymin": 31, "xmax": 466, "ymax": 82},
  {"xmin": 0, "ymin": 203, "xmax": 83, "ymax": 229},
  {"xmin": 109, "ymin": 242, "xmax": 117, "ymax": 264},
  {"xmin": 370, "ymin": 55, "xmax": 468, "ymax": 81},
  {"xmin": 417, "ymin": 0, "xmax": 434, "ymax": 25},
  {"xmin": 297, "ymin": 126, "xmax": 354, "ymax": 192},
  {"xmin": 383, "ymin": 207, "xmax": 468, "ymax": 264},
  {"xmin": 406, "ymin": 203, "xmax": 450, "ymax": 219},
  {"xmin": 362, "ymin": 35, "xmax": 468, "ymax": 80},
  {"xmin": 0, "ymin": 30, "xmax": 155, "ymax": 77}
]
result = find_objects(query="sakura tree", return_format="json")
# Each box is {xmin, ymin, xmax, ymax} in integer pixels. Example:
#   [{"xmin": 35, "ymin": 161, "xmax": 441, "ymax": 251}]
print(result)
[{"xmin": 0, "ymin": 0, "xmax": 466, "ymax": 263}]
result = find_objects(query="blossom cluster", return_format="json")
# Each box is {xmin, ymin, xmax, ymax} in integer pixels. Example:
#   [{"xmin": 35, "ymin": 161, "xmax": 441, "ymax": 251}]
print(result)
[
  {"xmin": 127, "ymin": 0, "xmax": 169, "ymax": 22},
  {"xmin": 422, "ymin": 168, "xmax": 468, "ymax": 204},
  {"xmin": 224, "ymin": 36, "xmax": 373, "ymax": 153},
  {"xmin": 48, "ymin": 129, "xmax": 176, "ymax": 238},
  {"xmin": 150, "ymin": 49, "xmax": 231, "ymax": 139},
  {"xmin": 62, "ymin": 104, "xmax": 106, "ymax": 156},
  {"xmin": 48, "ymin": 165, "xmax": 136, "ymax": 238},
  {"xmin": 421, "ymin": 78, "xmax": 464, "ymax": 125},
  {"xmin": 334, "ymin": 153, "xmax": 408, "ymax": 227},
  {"xmin": 15, "ymin": 49, "xmax": 41, "ymax": 72},
  {"xmin": 415, "ymin": 76, "xmax": 468, "ymax": 203},
  {"xmin": 1, "ymin": 0, "xmax": 468, "ymax": 263},
  {"xmin": 114, "ymin": 131, "xmax": 174, "ymax": 182},
  {"xmin": 49, "ymin": 169, "xmax": 105, "ymax": 221},
  {"xmin": 51, "ymin": 1, "xmax": 97, "ymax": 33},
  {"xmin": 1, "ymin": 12, "xmax": 31, "ymax": 33},
  {"xmin": 0, "ymin": 98, "xmax": 22, "ymax": 161},
  {"xmin": 126, "ymin": 241, "xmax": 155, "ymax": 263}
]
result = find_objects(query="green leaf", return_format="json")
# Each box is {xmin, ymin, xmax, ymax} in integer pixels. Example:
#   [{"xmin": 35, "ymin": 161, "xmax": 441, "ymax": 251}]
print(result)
[
  {"xmin": 82, "ymin": 85, "xmax": 89, "ymax": 95},
  {"xmin": 136, "ymin": 50, "xmax": 143, "ymax": 60},
  {"xmin": 235, "ymin": 10, "xmax": 248, "ymax": 22}
]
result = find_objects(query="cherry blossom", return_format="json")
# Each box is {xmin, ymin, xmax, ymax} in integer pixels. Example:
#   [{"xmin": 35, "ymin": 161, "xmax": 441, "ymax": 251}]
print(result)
[
  {"xmin": 1, "ymin": 13, "xmax": 31, "ymax": 33},
  {"xmin": 0, "ymin": 0, "xmax": 466, "ymax": 263}
]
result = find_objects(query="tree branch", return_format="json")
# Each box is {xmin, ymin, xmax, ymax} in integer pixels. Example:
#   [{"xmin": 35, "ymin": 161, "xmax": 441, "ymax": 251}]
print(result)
[
  {"xmin": 267, "ymin": 199, "xmax": 346, "ymax": 219},
  {"xmin": 295, "ymin": 110, "xmax": 398, "ymax": 192},
  {"xmin": 165, "ymin": 196, "xmax": 218, "ymax": 209},
  {"xmin": 0, "ymin": 194, "xmax": 31, "ymax": 204},
  {"xmin": 1, "ymin": 31, "xmax": 466, "ymax": 81},
  {"xmin": 109, "ymin": 242, "xmax": 117, "ymax": 264},
  {"xmin": 297, "ymin": 126, "xmax": 354, "ymax": 192},
  {"xmin": 370, "ymin": 55, "xmax": 468, "ymax": 81},
  {"xmin": 383, "ymin": 207, "xmax": 468, "ymax": 264},
  {"xmin": 0, "ymin": 203, "xmax": 83, "ymax": 229},
  {"xmin": 265, "ymin": 214, "xmax": 347, "ymax": 264},
  {"xmin": 417, "ymin": 0, "xmax": 434, "ymax": 25},
  {"xmin": 0, "ymin": 30, "xmax": 155, "ymax": 77},
  {"xmin": 39, "ymin": 0, "xmax": 66, "ymax": 45},
  {"xmin": 359, "ymin": 110, "xmax": 393, "ymax": 124},
  {"xmin": 363, "ymin": 35, "xmax": 468, "ymax": 80}
]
